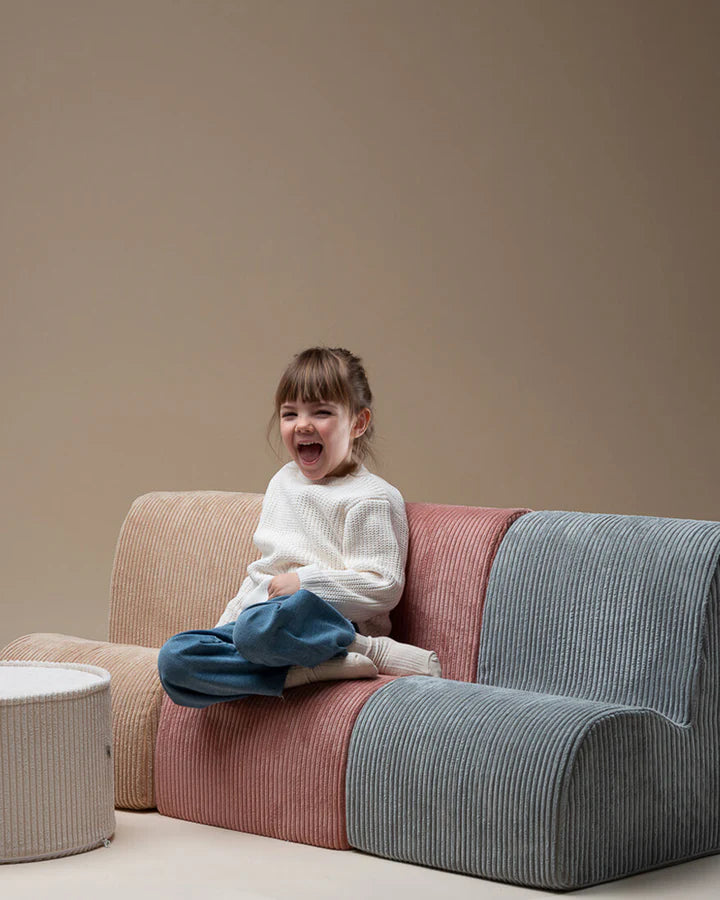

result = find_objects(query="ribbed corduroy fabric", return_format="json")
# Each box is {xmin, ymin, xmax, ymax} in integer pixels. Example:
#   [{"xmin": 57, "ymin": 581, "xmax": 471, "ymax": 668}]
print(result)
[
  {"xmin": 109, "ymin": 491, "xmax": 264, "ymax": 647},
  {"xmin": 346, "ymin": 511, "xmax": 720, "ymax": 889},
  {"xmin": 1, "ymin": 634, "xmax": 162, "ymax": 809},
  {"xmin": 347, "ymin": 677, "xmax": 629, "ymax": 887},
  {"xmin": 0, "ymin": 661, "xmax": 115, "ymax": 863},
  {"xmin": 390, "ymin": 503, "xmax": 529, "ymax": 683},
  {"xmin": 150, "ymin": 497, "xmax": 529, "ymax": 848},
  {"xmin": 478, "ymin": 511, "xmax": 720, "ymax": 723},
  {"xmin": 557, "ymin": 567, "xmax": 720, "ymax": 886},
  {"xmin": 155, "ymin": 676, "xmax": 395, "ymax": 848}
]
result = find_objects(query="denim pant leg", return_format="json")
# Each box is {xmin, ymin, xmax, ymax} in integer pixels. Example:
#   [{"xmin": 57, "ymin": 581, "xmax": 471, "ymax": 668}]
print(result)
[
  {"xmin": 232, "ymin": 589, "xmax": 357, "ymax": 668},
  {"xmin": 157, "ymin": 589, "xmax": 357, "ymax": 708},
  {"xmin": 158, "ymin": 624, "xmax": 291, "ymax": 708}
]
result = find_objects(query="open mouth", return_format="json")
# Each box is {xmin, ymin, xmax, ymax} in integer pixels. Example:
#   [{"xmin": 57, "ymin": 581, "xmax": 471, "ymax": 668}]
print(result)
[{"xmin": 297, "ymin": 442, "xmax": 323, "ymax": 465}]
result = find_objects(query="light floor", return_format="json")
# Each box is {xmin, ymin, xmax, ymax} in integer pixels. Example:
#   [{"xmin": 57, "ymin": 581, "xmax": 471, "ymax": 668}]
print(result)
[{"xmin": 3, "ymin": 810, "xmax": 719, "ymax": 900}]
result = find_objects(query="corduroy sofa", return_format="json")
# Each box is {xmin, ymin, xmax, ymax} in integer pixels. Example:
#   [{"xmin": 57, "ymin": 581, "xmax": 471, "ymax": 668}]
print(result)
[{"xmin": 3, "ymin": 491, "xmax": 719, "ymax": 890}]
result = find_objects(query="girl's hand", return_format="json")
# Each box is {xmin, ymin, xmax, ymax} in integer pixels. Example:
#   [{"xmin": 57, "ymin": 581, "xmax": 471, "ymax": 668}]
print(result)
[{"xmin": 267, "ymin": 572, "xmax": 301, "ymax": 600}]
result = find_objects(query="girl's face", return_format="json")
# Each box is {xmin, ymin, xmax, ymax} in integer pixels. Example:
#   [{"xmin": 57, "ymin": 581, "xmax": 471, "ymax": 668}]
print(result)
[{"xmin": 279, "ymin": 398, "xmax": 369, "ymax": 482}]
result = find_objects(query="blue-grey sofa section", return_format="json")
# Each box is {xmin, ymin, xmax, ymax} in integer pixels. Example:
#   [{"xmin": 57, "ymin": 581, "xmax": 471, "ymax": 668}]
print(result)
[{"xmin": 347, "ymin": 510, "xmax": 720, "ymax": 890}]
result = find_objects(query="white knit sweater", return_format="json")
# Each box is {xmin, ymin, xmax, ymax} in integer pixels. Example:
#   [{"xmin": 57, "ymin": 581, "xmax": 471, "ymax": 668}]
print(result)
[{"xmin": 214, "ymin": 461, "xmax": 409, "ymax": 636}]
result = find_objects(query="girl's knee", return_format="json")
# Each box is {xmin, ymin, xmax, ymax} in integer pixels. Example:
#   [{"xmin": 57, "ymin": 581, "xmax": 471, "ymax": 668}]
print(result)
[
  {"xmin": 231, "ymin": 620, "xmax": 261, "ymax": 661},
  {"xmin": 232, "ymin": 613, "xmax": 287, "ymax": 665}
]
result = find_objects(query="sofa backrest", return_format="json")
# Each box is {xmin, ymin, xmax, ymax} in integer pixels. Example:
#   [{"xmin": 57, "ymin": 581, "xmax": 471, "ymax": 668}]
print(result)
[
  {"xmin": 393, "ymin": 503, "xmax": 528, "ymax": 682},
  {"xmin": 109, "ymin": 491, "xmax": 528, "ymax": 682},
  {"xmin": 109, "ymin": 491, "xmax": 264, "ymax": 647},
  {"xmin": 477, "ymin": 510, "xmax": 720, "ymax": 725}
]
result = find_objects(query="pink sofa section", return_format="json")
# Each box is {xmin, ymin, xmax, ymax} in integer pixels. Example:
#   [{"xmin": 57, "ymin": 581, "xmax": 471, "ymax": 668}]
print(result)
[
  {"xmin": 156, "ymin": 676, "xmax": 396, "ymax": 848},
  {"xmin": 154, "ymin": 501, "xmax": 529, "ymax": 848}
]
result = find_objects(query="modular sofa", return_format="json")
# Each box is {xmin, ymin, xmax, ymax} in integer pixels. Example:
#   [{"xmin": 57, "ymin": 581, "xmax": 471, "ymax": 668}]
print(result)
[{"xmin": 3, "ymin": 490, "xmax": 719, "ymax": 890}]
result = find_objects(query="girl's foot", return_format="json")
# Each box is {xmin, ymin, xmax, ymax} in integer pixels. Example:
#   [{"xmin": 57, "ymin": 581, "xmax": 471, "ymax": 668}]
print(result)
[
  {"xmin": 348, "ymin": 634, "xmax": 442, "ymax": 677},
  {"xmin": 283, "ymin": 652, "xmax": 378, "ymax": 689}
]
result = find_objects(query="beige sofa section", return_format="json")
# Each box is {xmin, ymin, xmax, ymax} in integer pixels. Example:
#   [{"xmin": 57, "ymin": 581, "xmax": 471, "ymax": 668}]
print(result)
[
  {"xmin": 1, "ymin": 634, "xmax": 162, "ymax": 810},
  {"xmin": 1, "ymin": 490, "xmax": 266, "ymax": 810}
]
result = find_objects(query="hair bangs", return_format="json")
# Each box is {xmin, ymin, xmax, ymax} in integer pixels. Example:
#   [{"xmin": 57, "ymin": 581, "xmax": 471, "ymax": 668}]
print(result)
[{"xmin": 276, "ymin": 353, "xmax": 352, "ymax": 412}]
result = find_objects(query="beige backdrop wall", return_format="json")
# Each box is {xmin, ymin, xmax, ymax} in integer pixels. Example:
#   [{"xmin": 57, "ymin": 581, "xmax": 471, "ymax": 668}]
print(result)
[{"xmin": 2, "ymin": 0, "xmax": 719, "ymax": 650}]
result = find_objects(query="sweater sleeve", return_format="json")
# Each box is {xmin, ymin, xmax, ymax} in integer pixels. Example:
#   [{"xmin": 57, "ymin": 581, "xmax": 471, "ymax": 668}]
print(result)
[{"xmin": 294, "ymin": 497, "xmax": 408, "ymax": 623}]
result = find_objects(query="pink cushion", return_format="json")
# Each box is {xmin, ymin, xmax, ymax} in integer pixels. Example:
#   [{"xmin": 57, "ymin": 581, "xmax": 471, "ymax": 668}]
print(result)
[
  {"xmin": 155, "ymin": 676, "xmax": 395, "ymax": 849},
  {"xmin": 392, "ymin": 503, "xmax": 529, "ymax": 683}
]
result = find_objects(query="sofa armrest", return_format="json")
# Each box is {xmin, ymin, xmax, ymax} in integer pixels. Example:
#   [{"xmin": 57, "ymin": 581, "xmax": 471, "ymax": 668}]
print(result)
[
  {"xmin": 2, "ymin": 633, "xmax": 162, "ymax": 810},
  {"xmin": 346, "ymin": 676, "xmax": 699, "ymax": 890}
]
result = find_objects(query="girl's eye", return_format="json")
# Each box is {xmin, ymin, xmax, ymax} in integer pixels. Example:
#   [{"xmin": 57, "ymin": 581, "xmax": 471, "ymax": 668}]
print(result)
[{"xmin": 281, "ymin": 410, "xmax": 332, "ymax": 418}]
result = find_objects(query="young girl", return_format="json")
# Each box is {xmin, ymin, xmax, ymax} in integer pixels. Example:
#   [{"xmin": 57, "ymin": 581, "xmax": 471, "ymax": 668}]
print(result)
[{"xmin": 157, "ymin": 346, "xmax": 441, "ymax": 708}]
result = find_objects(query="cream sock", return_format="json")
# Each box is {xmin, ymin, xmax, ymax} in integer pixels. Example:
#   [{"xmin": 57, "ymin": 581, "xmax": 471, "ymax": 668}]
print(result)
[
  {"xmin": 349, "ymin": 634, "xmax": 442, "ymax": 677},
  {"xmin": 283, "ymin": 652, "xmax": 378, "ymax": 689}
]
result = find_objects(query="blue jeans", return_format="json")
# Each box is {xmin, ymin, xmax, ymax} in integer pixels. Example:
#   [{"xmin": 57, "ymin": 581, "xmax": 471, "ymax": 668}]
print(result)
[{"xmin": 157, "ymin": 589, "xmax": 357, "ymax": 708}]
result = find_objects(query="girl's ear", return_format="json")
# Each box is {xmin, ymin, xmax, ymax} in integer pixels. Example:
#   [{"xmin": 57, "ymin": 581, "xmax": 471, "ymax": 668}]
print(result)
[{"xmin": 353, "ymin": 408, "xmax": 371, "ymax": 438}]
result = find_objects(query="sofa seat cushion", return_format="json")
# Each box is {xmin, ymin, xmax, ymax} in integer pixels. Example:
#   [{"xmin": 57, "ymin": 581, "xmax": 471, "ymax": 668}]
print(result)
[
  {"xmin": 155, "ymin": 674, "xmax": 396, "ymax": 849},
  {"xmin": 346, "ymin": 675, "xmax": 707, "ymax": 890}
]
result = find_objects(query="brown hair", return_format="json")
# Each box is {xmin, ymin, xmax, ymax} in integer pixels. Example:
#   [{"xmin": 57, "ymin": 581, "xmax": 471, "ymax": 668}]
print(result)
[{"xmin": 266, "ymin": 347, "xmax": 378, "ymax": 473}]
